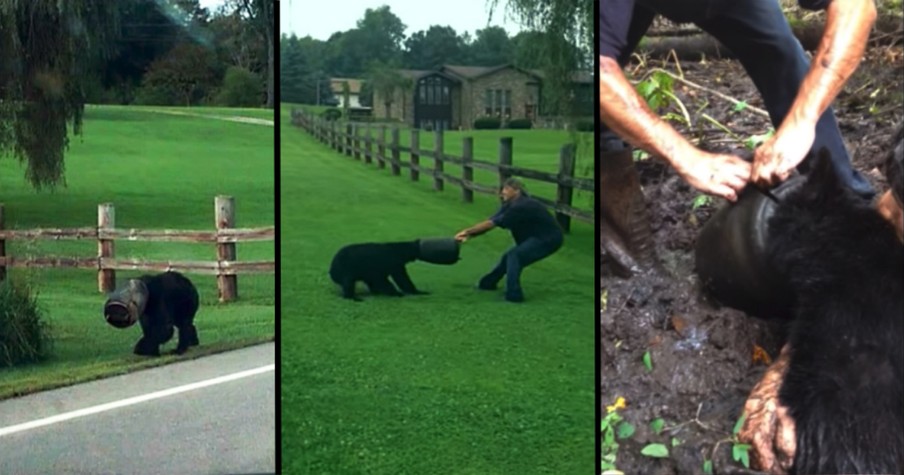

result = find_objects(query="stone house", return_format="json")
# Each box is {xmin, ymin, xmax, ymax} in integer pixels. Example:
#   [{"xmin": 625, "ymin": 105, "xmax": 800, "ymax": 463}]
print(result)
[
  {"xmin": 329, "ymin": 77, "xmax": 365, "ymax": 108},
  {"xmin": 372, "ymin": 64, "xmax": 592, "ymax": 130}
]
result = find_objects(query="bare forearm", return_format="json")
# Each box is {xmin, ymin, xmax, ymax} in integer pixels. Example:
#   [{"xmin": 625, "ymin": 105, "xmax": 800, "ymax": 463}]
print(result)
[
  {"xmin": 462, "ymin": 220, "xmax": 495, "ymax": 237},
  {"xmin": 599, "ymin": 56, "xmax": 693, "ymax": 170},
  {"xmin": 787, "ymin": 0, "xmax": 876, "ymax": 126}
]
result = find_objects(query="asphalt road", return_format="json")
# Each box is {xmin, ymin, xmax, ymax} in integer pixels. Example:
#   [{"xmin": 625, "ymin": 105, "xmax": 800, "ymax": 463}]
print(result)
[{"xmin": 0, "ymin": 343, "xmax": 275, "ymax": 475}]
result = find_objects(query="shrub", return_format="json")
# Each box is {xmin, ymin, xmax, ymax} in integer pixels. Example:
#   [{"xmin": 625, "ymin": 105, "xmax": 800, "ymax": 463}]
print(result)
[
  {"xmin": 575, "ymin": 119, "xmax": 594, "ymax": 132},
  {"xmin": 507, "ymin": 118, "xmax": 533, "ymax": 129},
  {"xmin": 0, "ymin": 279, "xmax": 51, "ymax": 367},
  {"xmin": 474, "ymin": 117, "xmax": 501, "ymax": 130},
  {"xmin": 321, "ymin": 108, "xmax": 342, "ymax": 121},
  {"xmin": 215, "ymin": 67, "xmax": 262, "ymax": 107}
]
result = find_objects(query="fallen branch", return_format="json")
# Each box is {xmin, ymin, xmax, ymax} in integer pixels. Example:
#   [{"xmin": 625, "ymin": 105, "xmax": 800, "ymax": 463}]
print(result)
[{"xmin": 647, "ymin": 68, "xmax": 771, "ymax": 119}]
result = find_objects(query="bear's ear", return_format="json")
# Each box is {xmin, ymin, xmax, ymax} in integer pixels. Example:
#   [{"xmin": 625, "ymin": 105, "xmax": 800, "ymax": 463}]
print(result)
[{"xmin": 804, "ymin": 147, "xmax": 842, "ymax": 196}]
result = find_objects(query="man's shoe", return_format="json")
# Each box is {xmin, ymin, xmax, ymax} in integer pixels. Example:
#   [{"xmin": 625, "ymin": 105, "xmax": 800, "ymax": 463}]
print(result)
[
  {"xmin": 477, "ymin": 276, "xmax": 498, "ymax": 290},
  {"xmin": 504, "ymin": 291, "xmax": 524, "ymax": 303}
]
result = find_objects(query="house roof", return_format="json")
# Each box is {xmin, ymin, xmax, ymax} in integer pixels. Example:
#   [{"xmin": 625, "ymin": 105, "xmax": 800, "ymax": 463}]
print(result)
[
  {"xmin": 329, "ymin": 78, "xmax": 363, "ymax": 94},
  {"xmin": 440, "ymin": 64, "xmax": 544, "ymax": 81},
  {"xmin": 397, "ymin": 69, "xmax": 461, "ymax": 83}
]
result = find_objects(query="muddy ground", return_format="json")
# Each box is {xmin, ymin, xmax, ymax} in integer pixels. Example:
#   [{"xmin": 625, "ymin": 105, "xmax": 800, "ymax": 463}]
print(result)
[{"xmin": 600, "ymin": 46, "xmax": 903, "ymax": 475}]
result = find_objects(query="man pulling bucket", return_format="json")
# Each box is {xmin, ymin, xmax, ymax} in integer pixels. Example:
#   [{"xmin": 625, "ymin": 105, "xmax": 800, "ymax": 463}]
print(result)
[{"xmin": 455, "ymin": 178, "xmax": 564, "ymax": 303}]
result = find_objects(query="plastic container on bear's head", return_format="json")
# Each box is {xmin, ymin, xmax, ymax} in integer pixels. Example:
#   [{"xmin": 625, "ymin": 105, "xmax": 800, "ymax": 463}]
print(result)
[
  {"xmin": 103, "ymin": 279, "xmax": 149, "ymax": 329},
  {"xmin": 695, "ymin": 176, "xmax": 805, "ymax": 319},
  {"xmin": 417, "ymin": 237, "xmax": 461, "ymax": 265}
]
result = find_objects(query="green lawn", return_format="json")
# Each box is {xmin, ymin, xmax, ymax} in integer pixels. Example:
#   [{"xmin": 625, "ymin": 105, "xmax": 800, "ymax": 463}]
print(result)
[
  {"xmin": 0, "ymin": 105, "xmax": 275, "ymax": 398},
  {"xmin": 281, "ymin": 104, "xmax": 595, "ymax": 474}
]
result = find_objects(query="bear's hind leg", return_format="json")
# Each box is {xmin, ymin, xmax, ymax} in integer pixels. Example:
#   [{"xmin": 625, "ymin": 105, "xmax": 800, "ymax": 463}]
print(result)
[
  {"xmin": 174, "ymin": 324, "xmax": 199, "ymax": 354},
  {"xmin": 367, "ymin": 276, "xmax": 402, "ymax": 296}
]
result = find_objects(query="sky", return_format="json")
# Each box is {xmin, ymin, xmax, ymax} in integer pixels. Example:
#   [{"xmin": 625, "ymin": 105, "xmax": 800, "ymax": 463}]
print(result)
[{"xmin": 279, "ymin": 0, "xmax": 525, "ymax": 41}]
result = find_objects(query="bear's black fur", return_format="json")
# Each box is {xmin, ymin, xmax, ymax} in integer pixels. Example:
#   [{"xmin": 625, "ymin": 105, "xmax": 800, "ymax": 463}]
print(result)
[
  {"xmin": 329, "ymin": 240, "xmax": 429, "ymax": 301},
  {"xmin": 133, "ymin": 271, "xmax": 200, "ymax": 356},
  {"xmin": 767, "ymin": 149, "xmax": 903, "ymax": 474}
]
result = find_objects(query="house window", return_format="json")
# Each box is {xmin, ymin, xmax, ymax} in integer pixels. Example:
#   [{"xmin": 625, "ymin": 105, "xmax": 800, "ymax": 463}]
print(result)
[{"xmin": 484, "ymin": 88, "xmax": 512, "ymax": 117}]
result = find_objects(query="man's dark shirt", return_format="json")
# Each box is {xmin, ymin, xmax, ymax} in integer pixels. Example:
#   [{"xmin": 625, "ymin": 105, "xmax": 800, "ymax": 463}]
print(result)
[
  {"xmin": 599, "ymin": 0, "xmax": 831, "ymax": 60},
  {"xmin": 490, "ymin": 195, "xmax": 563, "ymax": 245}
]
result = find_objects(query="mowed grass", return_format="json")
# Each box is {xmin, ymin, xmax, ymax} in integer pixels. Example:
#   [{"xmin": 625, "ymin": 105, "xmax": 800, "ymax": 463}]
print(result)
[
  {"xmin": 0, "ymin": 106, "xmax": 275, "ymax": 399},
  {"xmin": 281, "ymin": 104, "xmax": 595, "ymax": 474}
]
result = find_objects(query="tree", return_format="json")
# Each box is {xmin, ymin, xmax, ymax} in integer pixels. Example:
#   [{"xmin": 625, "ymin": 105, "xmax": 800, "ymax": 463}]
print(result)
[
  {"xmin": 0, "ymin": 0, "xmax": 120, "ymax": 189},
  {"xmin": 135, "ymin": 43, "xmax": 219, "ymax": 106},
  {"xmin": 489, "ymin": 0, "xmax": 593, "ymax": 117},
  {"xmin": 368, "ymin": 65, "xmax": 412, "ymax": 120},
  {"xmin": 405, "ymin": 26, "xmax": 468, "ymax": 69},
  {"xmin": 233, "ymin": 0, "xmax": 274, "ymax": 108},
  {"xmin": 216, "ymin": 66, "xmax": 262, "ymax": 106},
  {"xmin": 468, "ymin": 26, "xmax": 513, "ymax": 66}
]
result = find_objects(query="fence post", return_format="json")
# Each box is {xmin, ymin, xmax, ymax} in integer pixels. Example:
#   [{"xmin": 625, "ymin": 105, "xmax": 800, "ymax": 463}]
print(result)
[
  {"xmin": 215, "ymin": 195, "xmax": 237, "ymax": 302},
  {"xmin": 410, "ymin": 129, "xmax": 420, "ymax": 181},
  {"xmin": 364, "ymin": 125, "xmax": 373, "ymax": 164},
  {"xmin": 391, "ymin": 128, "xmax": 401, "ymax": 176},
  {"xmin": 461, "ymin": 137, "xmax": 474, "ymax": 203},
  {"xmin": 434, "ymin": 129, "xmax": 444, "ymax": 191},
  {"xmin": 97, "ymin": 203, "xmax": 115, "ymax": 293},
  {"xmin": 331, "ymin": 120, "xmax": 339, "ymax": 151},
  {"xmin": 345, "ymin": 123, "xmax": 353, "ymax": 156},
  {"xmin": 556, "ymin": 144, "xmax": 576, "ymax": 232},
  {"xmin": 498, "ymin": 137, "xmax": 513, "ymax": 190},
  {"xmin": 353, "ymin": 124, "xmax": 361, "ymax": 160},
  {"xmin": 0, "ymin": 204, "xmax": 6, "ymax": 282},
  {"xmin": 378, "ymin": 126, "xmax": 387, "ymax": 169}
]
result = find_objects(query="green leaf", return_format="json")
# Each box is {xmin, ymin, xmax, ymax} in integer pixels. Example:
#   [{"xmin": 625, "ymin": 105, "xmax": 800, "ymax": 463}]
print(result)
[
  {"xmin": 703, "ymin": 459, "xmax": 713, "ymax": 475},
  {"xmin": 616, "ymin": 421, "xmax": 635, "ymax": 439},
  {"xmin": 603, "ymin": 425, "xmax": 615, "ymax": 446},
  {"xmin": 643, "ymin": 351, "xmax": 653, "ymax": 372},
  {"xmin": 640, "ymin": 443, "xmax": 670, "ymax": 458},
  {"xmin": 691, "ymin": 194, "xmax": 712, "ymax": 210},
  {"xmin": 733, "ymin": 443, "xmax": 751, "ymax": 468},
  {"xmin": 671, "ymin": 437, "xmax": 681, "ymax": 447},
  {"xmin": 733, "ymin": 413, "xmax": 747, "ymax": 435},
  {"xmin": 732, "ymin": 101, "xmax": 748, "ymax": 112},
  {"xmin": 650, "ymin": 417, "xmax": 664, "ymax": 435}
]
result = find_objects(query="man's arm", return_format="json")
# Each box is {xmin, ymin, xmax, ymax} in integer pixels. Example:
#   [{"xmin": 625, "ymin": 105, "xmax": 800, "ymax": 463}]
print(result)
[
  {"xmin": 752, "ymin": 0, "xmax": 877, "ymax": 187},
  {"xmin": 455, "ymin": 220, "xmax": 496, "ymax": 242},
  {"xmin": 600, "ymin": 56, "xmax": 751, "ymax": 201}
]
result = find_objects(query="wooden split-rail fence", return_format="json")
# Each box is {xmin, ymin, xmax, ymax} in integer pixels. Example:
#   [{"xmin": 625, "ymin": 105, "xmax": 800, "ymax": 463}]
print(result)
[
  {"xmin": 292, "ymin": 109, "xmax": 594, "ymax": 231},
  {"xmin": 0, "ymin": 196, "xmax": 274, "ymax": 302}
]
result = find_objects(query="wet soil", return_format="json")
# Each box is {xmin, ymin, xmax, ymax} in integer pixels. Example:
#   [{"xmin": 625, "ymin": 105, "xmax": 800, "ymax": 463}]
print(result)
[{"xmin": 600, "ymin": 49, "xmax": 903, "ymax": 475}]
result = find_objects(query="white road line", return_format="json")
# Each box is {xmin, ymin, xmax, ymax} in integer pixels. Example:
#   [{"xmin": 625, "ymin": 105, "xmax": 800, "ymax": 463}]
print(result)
[{"xmin": 0, "ymin": 364, "xmax": 275, "ymax": 438}]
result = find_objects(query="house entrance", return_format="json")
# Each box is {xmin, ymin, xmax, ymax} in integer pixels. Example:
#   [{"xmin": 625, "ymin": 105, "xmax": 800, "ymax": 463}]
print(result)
[{"xmin": 414, "ymin": 75, "xmax": 454, "ymax": 131}]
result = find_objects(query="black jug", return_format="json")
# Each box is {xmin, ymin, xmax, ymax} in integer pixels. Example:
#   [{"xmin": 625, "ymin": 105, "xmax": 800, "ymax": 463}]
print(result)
[
  {"xmin": 418, "ymin": 238, "xmax": 461, "ymax": 265},
  {"xmin": 695, "ymin": 176, "xmax": 805, "ymax": 319},
  {"xmin": 103, "ymin": 279, "xmax": 149, "ymax": 328}
]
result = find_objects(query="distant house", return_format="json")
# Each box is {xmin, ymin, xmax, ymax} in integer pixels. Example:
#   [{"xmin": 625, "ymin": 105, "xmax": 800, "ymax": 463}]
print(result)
[
  {"xmin": 329, "ymin": 78, "xmax": 365, "ymax": 109},
  {"xmin": 372, "ymin": 64, "xmax": 592, "ymax": 130}
]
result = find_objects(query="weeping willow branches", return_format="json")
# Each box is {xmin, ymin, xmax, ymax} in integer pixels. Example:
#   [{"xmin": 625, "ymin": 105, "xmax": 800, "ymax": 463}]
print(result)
[{"xmin": 0, "ymin": 0, "xmax": 119, "ymax": 189}]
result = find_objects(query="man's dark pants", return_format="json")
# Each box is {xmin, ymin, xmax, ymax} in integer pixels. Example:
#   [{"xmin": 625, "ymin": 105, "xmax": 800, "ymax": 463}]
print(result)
[
  {"xmin": 600, "ymin": 0, "xmax": 874, "ymax": 198},
  {"xmin": 479, "ymin": 235, "xmax": 564, "ymax": 300}
]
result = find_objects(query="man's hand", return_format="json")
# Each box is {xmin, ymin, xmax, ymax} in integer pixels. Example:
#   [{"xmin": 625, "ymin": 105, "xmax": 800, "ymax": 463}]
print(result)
[
  {"xmin": 454, "ymin": 231, "xmax": 469, "ymax": 242},
  {"xmin": 738, "ymin": 344, "xmax": 797, "ymax": 474},
  {"xmin": 752, "ymin": 121, "xmax": 815, "ymax": 189},
  {"xmin": 673, "ymin": 150, "xmax": 752, "ymax": 202}
]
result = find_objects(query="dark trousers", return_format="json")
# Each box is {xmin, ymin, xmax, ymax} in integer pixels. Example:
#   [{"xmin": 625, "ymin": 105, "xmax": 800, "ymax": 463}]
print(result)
[
  {"xmin": 481, "ymin": 235, "xmax": 564, "ymax": 297},
  {"xmin": 601, "ymin": 0, "xmax": 874, "ymax": 198}
]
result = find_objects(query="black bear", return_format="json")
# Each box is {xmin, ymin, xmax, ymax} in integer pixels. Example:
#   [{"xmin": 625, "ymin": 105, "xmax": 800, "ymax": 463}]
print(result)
[
  {"xmin": 133, "ymin": 271, "xmax": 200, "ymax": 356},
  {"xmin": 329, "ymin": 240, "xmax": 429, "ymax": 301},
  {"xmin": 766, "ymin": 149, "xmax": 903, "ymax": 474}
]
